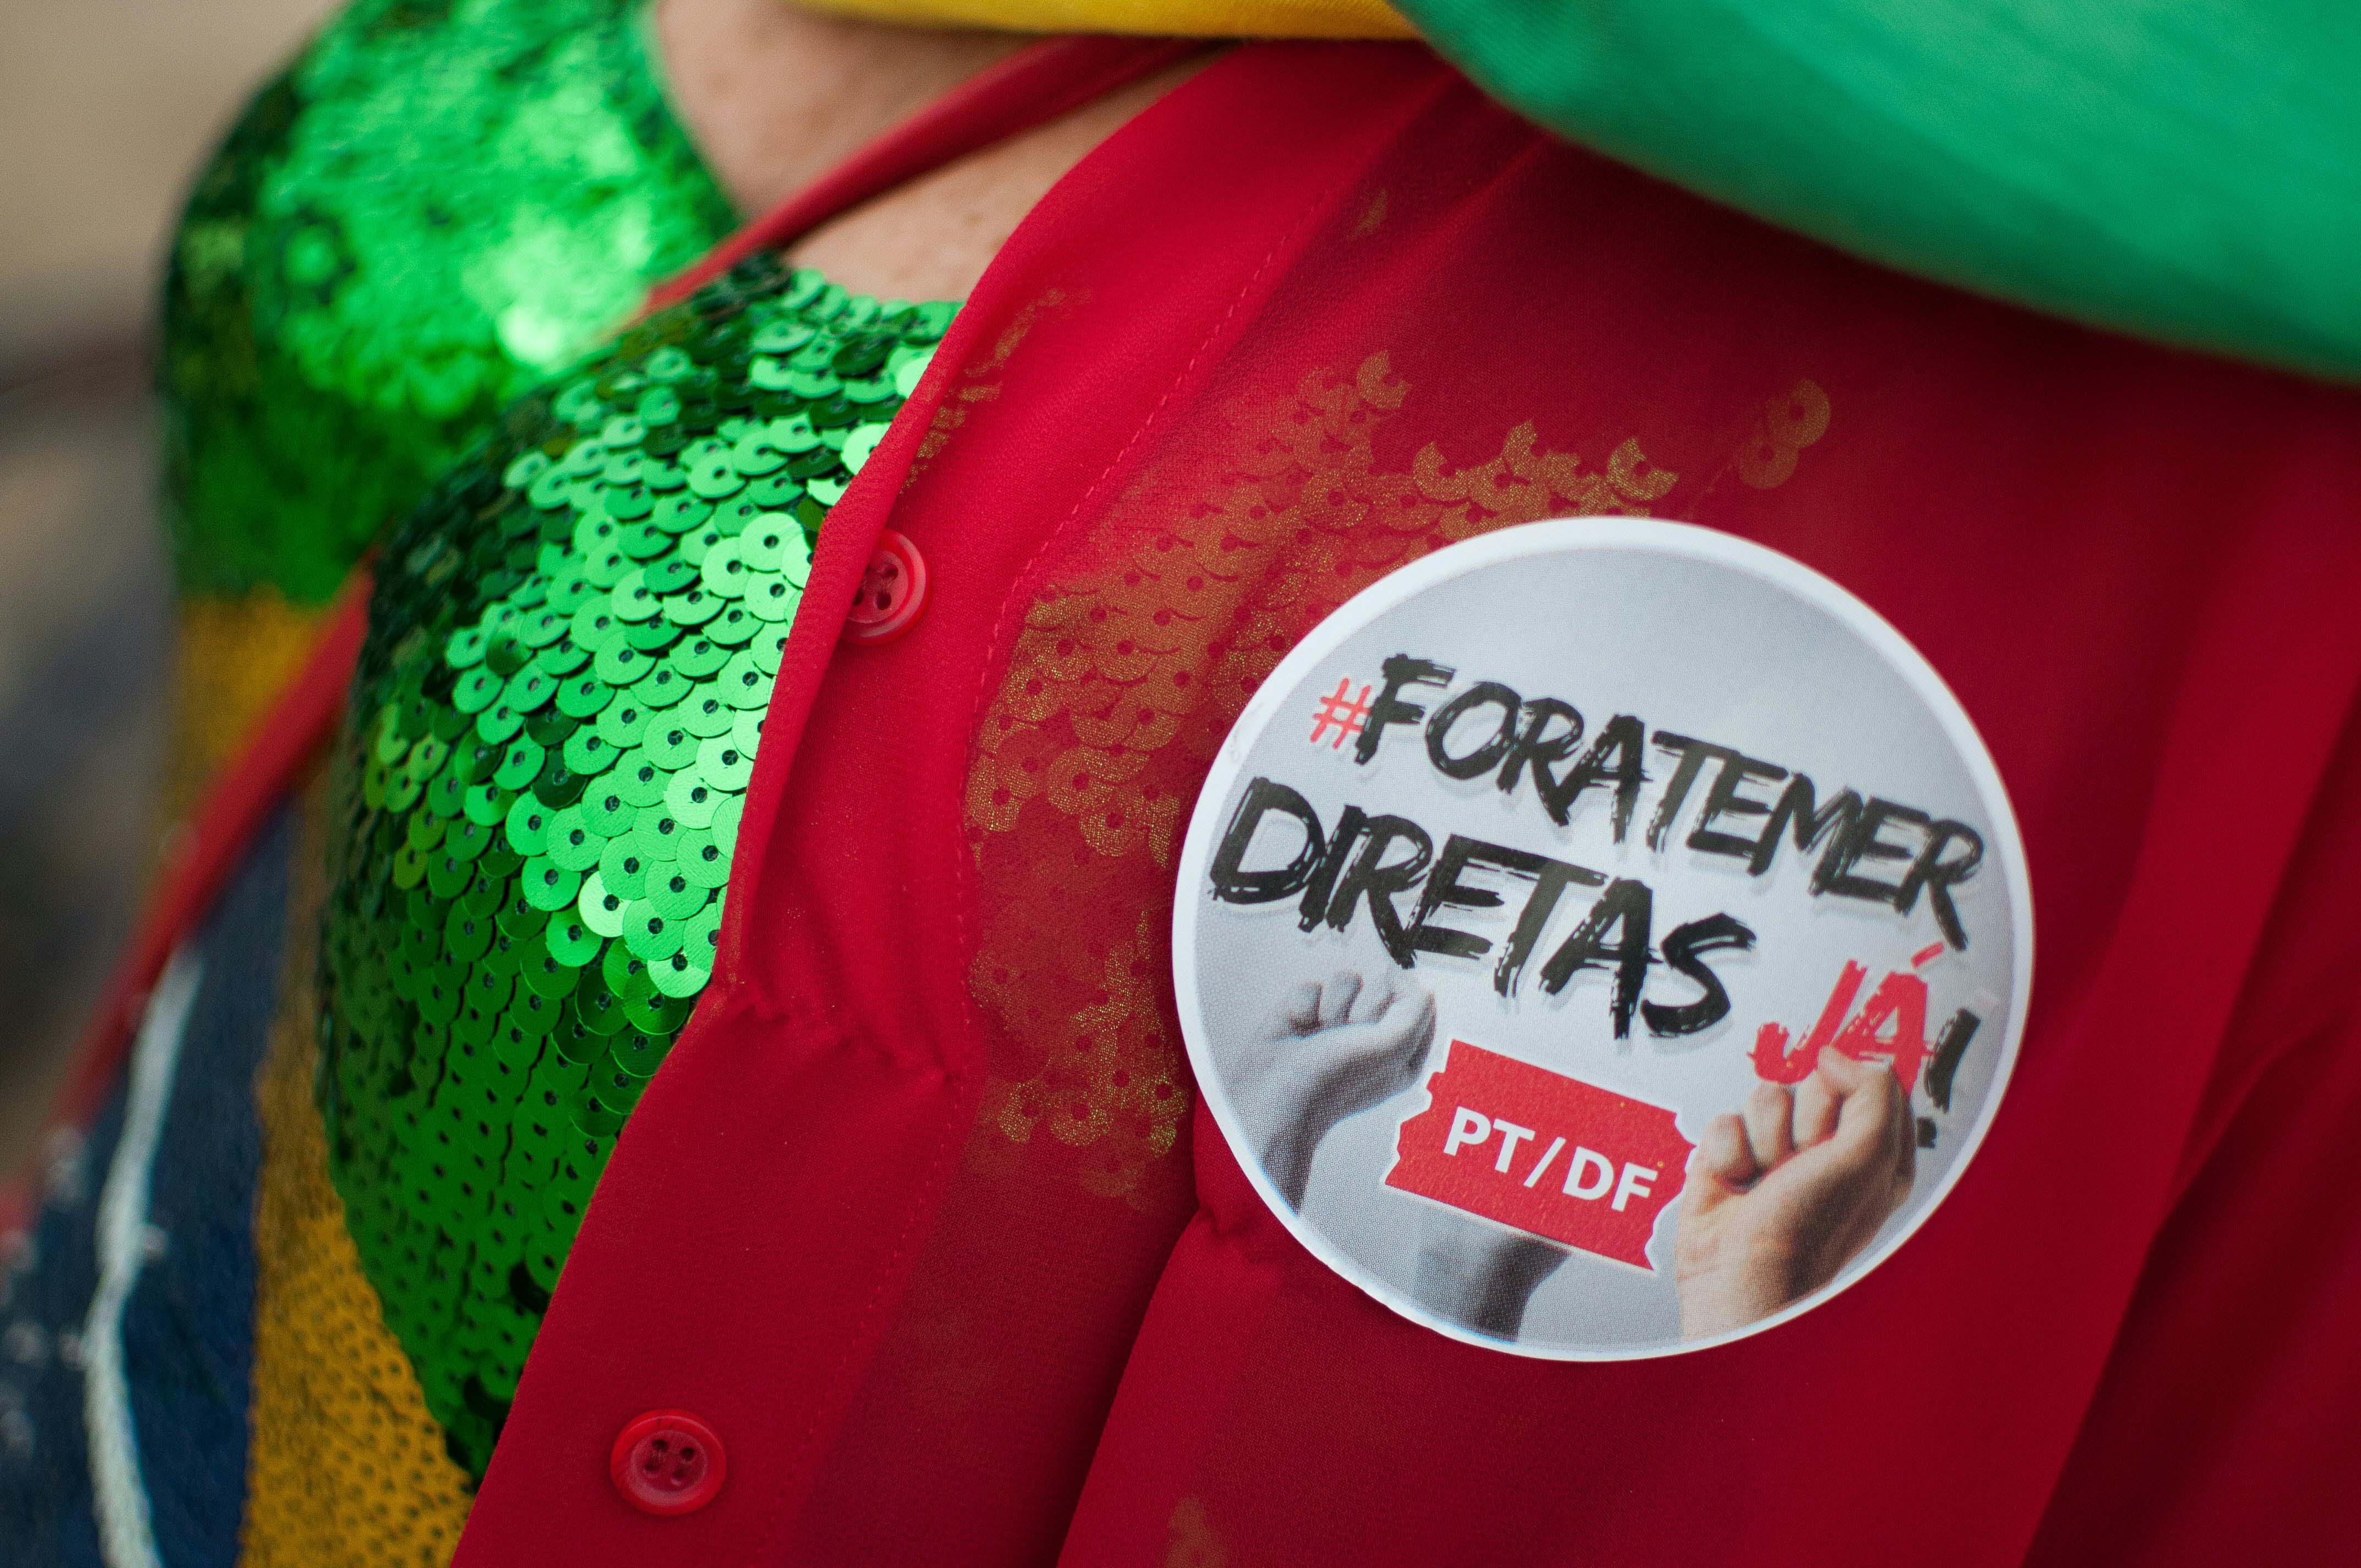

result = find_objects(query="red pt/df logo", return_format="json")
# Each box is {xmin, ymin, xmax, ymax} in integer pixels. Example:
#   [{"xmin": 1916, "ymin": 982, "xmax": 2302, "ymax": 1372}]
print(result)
[{"xmin": 1387, "ymin": 1042, "xmax": 1693, "ymax": 1270}]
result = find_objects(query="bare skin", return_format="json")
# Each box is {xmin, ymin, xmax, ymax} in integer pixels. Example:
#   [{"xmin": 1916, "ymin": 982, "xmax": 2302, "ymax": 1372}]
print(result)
[
  {"xmin": 655, "ymin": 0, "xmax": 1023, "ymax": 215},
  {"xmin": 656, "ymin": 0, "xmax": 1209, "ymax": 302}
]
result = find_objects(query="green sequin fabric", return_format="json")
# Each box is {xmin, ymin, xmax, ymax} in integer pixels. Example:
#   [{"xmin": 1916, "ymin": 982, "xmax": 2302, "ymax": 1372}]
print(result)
[
  {"xmin": 162, "ymin": 0, "xmax": 736, "ymax": 605},
  {"xmin": 318, "ymin": 253, "xmax": 952, "ymax": 1476}
]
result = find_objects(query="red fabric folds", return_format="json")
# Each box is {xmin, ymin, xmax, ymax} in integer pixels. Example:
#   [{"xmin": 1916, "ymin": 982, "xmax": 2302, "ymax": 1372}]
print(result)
[{"xmin": 463, "ymin": 40, "xmax": 2361, "ymax": 1568}]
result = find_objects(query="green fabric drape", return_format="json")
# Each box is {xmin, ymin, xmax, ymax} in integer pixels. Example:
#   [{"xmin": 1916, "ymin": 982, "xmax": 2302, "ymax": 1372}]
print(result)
[{"xmin": 1395, "ymin": 0, "xmax": 2361, "ymax": 382}]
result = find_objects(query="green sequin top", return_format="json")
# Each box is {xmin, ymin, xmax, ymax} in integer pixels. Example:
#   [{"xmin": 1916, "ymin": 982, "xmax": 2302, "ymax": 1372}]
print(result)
[
  {"xmin": 319, "ymin": 252, "xmax": 954, "ymax": 1475},
  {"xmin": 162, "ymin": 0, "xmax": 737, "ymax": 605}
]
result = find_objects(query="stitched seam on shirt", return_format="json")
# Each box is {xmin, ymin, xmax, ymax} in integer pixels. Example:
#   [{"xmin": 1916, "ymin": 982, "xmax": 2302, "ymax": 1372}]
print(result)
[
  {"xmin": 744, "ymin": 59, "xmax": 1455, "ymax": 1562},
  {"xmin": 746, "ymin": 127, "xmax": 1372, "ymax": 1568}
]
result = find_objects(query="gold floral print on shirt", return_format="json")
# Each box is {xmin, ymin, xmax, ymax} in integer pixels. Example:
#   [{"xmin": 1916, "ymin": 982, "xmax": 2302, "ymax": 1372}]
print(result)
[
  {"xmin": 1736, "ymin": 378, "xmax": 1831, "ymax": 489},
  {"xmin": 962, "ymin": 351, "xmax": 1682, "ymax": 1201}
]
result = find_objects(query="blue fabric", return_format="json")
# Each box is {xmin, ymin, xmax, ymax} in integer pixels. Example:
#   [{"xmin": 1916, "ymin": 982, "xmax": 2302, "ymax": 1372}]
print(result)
[
  {"xmin": 0, "ymin": 1097, "xmax": 123, "ymax": 1567},
  {"xmin": 0, "ymin": 809, "xmax": 289, "ymax": 1565},
  {"xmin": 125, "ymin": 810, "xmax": 287, "ymax": 1564}
]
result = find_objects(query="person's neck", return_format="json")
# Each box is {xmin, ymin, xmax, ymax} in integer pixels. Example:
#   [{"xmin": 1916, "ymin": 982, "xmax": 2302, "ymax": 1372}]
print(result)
[
  {"xmin": 657, "ymin": 1, "xmax": 1024, "ymax": 219},
  {"xmin": 656, "ymin": 0, "xmax": 1208, "ymax": 301}
]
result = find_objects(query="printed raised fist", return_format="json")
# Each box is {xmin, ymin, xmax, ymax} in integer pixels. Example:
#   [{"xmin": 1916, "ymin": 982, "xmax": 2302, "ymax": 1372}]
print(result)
[
  {"xmin": 1234, "ymin": 969, "xmax": 1438, "ymax": 1207},
  {"xmin": 1673, "ymin": 1047, "xmax": 1916, "ymax": 1340}
]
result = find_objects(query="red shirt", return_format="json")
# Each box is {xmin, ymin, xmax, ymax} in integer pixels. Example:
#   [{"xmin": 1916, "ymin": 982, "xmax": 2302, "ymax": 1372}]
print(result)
[{"xmin": 450, "ymin": 41, "xmax": 2361, "ymax": 1567}]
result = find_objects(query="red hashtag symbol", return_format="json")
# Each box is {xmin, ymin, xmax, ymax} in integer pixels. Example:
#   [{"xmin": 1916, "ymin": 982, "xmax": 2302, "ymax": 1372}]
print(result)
[{"xmin": 1308, "ymin": 676, "xmax": 1374, "ymax": 749}]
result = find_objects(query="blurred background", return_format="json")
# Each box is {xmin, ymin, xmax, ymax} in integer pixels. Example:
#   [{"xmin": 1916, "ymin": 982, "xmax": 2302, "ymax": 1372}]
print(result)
[{"xmin": 0, "ymin": 1, "xmax": 334, "ymax": 1166}]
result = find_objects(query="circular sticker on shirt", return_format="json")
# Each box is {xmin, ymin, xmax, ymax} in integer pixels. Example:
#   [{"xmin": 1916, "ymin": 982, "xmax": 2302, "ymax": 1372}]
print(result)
[{"xmin": 1173, "ymin": 519, "xmax": 2031, "ymax": 1359}]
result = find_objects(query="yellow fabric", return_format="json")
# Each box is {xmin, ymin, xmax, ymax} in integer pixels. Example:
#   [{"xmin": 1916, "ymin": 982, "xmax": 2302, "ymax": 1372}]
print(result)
[
  {"xmin": 240, "ymin": 784, "xmax": 476, "ymax": 1568},
  {"xmin": 166, "ymin": 590, "xmax": 326, "ymax": 827},
  {"xmin": 792, "ymin": 0, "xmax": 1411, "ymax": 39}
]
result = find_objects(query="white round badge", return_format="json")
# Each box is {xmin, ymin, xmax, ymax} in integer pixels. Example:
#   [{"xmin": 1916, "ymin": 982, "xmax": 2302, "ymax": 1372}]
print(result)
[{"xmin": 1173, "ymin": 519, "xmax": 2031, "ymax": 1358}]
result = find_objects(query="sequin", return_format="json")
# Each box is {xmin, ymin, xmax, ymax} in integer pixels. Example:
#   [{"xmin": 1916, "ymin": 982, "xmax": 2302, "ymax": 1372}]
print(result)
[
  {"xmin": 160, "ymin": 0, "xmax": 736, "ymax": 607},
  {"xmin": 317, "ymin": 254, "xmax": 952, "ymax": 1476}
]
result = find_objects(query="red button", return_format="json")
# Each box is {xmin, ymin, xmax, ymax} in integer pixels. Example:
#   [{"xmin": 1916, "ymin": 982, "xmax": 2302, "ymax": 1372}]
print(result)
[
  {"xmin": 841, "ymin": 530, "xmax": 927, "ymax": 645},
  {"xmin": 610, "ymin": 1409, "xmax": 726, "ymax": 1516}
]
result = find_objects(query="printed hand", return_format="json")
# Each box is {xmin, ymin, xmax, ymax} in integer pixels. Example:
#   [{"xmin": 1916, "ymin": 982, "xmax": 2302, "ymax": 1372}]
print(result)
[
  {"xmin": 1411, "ymin": 1208, "xmax": 1568, "ymax": 1341},
  {"xmin": 1233, "ymin": 970, "xmax": 1437, "ymax": 1208},
  {"xmin": 1672, "ymin": 1048, "xmax": 1916, "ymax": 1340}
]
